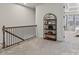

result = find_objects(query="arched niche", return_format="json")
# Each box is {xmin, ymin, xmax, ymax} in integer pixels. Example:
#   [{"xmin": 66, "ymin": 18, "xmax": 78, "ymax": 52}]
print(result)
[
  {"xmin": 43, "ymin": 13, "xmax": 57, "ymax": 20},
  {"xmin": 43, "ymin": 13, "xmax": 57, "ymax": 41}
]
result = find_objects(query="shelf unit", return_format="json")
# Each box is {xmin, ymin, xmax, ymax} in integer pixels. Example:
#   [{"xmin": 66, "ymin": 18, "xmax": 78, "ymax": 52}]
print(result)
[{"xmin": 43, "ymin": 13, "xmax": 57, "ymax": 41}]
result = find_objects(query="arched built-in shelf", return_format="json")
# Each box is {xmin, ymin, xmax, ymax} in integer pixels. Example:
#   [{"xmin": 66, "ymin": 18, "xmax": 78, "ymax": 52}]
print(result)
[{"xmin": 43, "ymin": 13, "xmax": 57, "ymax": 41}]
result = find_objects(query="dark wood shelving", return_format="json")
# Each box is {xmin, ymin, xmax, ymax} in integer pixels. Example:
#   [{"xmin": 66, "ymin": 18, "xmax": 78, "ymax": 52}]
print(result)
[
  {"xmin": 44, "ymin": 29, "xmax": 56, "ymax": 30},
  {"xmin": 44, "ymin": 37, "xmax": 56, "ymax": 41},
  {"xmin": 45, "ymin": 19, "xmax": 56, "ymax": 20},
  {"xmin": 44, "ymin": 24, "xmax": 56, "ymax": 25},
  {"xmin": 44, "ymin": 33, "xmax": 56, "ymax": 35},
  {"xmin": 43, "ymin": 13, "xmax": 57, "ymax": 41}
]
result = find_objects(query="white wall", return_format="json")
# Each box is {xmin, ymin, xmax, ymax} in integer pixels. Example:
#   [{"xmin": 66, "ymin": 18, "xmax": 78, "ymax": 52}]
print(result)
[
  {"xmin": 0, "ymin": 3, "xmax": 35, "ymax": 43},
  {"xmin": 36, "ymin": 3, "xmax": 64, "ymax": 40}
]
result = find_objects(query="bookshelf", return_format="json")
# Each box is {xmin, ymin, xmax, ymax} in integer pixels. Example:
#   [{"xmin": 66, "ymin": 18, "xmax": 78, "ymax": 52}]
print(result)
[{"xmin": 43, "ymin": 13, "xmax": 57, "ymax": 41}]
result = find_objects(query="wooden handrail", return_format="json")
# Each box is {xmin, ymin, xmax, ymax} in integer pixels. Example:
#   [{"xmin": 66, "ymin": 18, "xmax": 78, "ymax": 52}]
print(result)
[
  {"xmin": 5, "ymin": 25, "xmax": 37, "ymax": 29},
  {"xmin": 3, "ymin": 29, "xmax": 25, "ymax": 41}
]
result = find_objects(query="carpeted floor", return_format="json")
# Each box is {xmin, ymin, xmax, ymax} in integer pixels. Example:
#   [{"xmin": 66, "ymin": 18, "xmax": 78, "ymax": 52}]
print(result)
[{"xmin": 0, "ymin": 31, "xmax": 79, "ymax": 55}]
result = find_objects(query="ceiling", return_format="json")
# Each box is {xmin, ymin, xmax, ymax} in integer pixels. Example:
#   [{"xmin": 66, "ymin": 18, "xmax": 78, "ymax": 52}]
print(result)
[
  {"xmin": 21, "ymin": 3, "xmax": 79, "ymax": 14},
  {"xmin": 24, "ymin": 3, "xmax": 79, "ymax": 11},
  {"xmin": 22, "ymin": 3, "xmax": 43, "ymax": 9},
  {"xmin": 65, "ymin": 3, "xmax": 79, "ymax": 12}
]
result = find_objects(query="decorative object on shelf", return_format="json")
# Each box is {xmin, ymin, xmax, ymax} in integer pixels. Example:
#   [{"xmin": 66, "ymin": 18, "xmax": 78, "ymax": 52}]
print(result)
[
  {"xmin": 45, "ymin": 31, "xmax": 53, "ymax": 35},
  {"xmin": 43, "ymin": 13, "xmax": 57, "ymax": 41},
  {"xmin": 48, "ymin": 25, "xmax": 53, "ymax": 30}
]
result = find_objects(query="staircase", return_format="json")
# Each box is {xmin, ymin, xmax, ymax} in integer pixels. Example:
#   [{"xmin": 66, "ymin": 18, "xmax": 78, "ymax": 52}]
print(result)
[{"xmin": 2, "ymin": 25, "xmax": 37, "ymax": 48}]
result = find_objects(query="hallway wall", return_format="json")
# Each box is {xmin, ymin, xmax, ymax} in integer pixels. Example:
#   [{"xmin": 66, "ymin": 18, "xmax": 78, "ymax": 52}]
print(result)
[
  {"xmin": 36, "ymin": 3, "xmax": 64, "ymax": 40},
  {"xmin": 0, "ymin": 3, "xmax": 35, "ymax": 43}
]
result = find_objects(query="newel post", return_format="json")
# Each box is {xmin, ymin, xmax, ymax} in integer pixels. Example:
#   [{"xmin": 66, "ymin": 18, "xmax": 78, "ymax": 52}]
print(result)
[{"xmin": 2, "ymin": 25, "xmax": 5, "ymax": 48}]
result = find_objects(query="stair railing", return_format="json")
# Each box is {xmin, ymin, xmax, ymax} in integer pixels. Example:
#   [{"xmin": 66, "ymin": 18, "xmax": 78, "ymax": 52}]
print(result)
[{"xmin": 2, "ymin": 25, "xmax": 37, "ymax": 48}]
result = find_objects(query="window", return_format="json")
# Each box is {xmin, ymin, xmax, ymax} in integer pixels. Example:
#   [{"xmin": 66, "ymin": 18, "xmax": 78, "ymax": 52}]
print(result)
[{"xmin": 65, "ymin": 14, "xmax": 79, "ymax": 31}]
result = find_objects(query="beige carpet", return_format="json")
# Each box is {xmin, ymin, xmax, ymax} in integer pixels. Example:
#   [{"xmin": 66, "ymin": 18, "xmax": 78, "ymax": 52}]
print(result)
[{"xmin": 0, "ymin": 31, "xmax": 79, "ymax": 55}]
